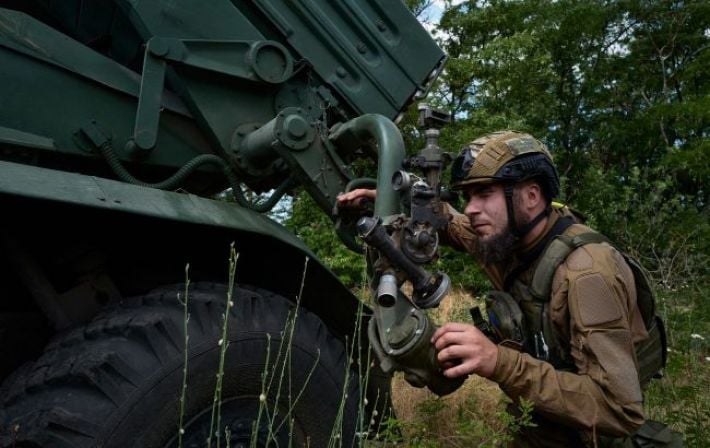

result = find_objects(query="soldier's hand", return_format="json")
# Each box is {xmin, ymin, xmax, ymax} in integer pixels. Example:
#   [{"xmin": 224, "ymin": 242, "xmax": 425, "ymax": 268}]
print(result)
[
  {"xmin": 431, "ymin": 323, "xmax": 498, "ymax": 379},
  {"xmin": 336, "ymin": 188, "xmax": 376, "ymax": 209}
]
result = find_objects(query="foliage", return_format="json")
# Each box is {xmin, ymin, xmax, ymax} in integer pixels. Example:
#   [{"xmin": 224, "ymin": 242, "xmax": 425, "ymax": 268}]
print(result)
[
  {"xmin": 433, "ymin": 0, "xmax": 708, "ymax": 274},
  {"xmin": 437, "ymin": 246, "xmax": 491, "ymax": 294},
  {"xmin": 285, "ymin": 1, "xmax": 710, "ymax": 441},
  {"xmin": 288, "ymin": 0, "xmax": 709, "ymax": 290},
  {"xmin": 285, "ymin": 192, "xmax": 365, "ymax": 288},
  {"xmin": 436, "ymin": 0, "xmax": 709, "ymax": 178},
  {"xmin": 573, "ymin": 161, "xmax": 709, "ymax": 288},
  {"xmin": 644, "ymin": 283, "xmax": 710, "ymax": 448},
  {"xmin": 369, "ymin": 392, "xmax": 536, "ymax": 448}
]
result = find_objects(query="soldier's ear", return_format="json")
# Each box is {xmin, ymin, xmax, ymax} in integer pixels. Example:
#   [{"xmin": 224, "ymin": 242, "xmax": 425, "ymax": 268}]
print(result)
[{"xmin": 516, "ymin": 180, "xmax": 543, "ymax": 209}]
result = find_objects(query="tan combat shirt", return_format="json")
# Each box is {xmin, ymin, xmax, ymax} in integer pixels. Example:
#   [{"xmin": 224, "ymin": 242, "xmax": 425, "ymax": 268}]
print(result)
[{"xmin": 444, "ymin": 206, "xmax": 648, "ymax": 446}]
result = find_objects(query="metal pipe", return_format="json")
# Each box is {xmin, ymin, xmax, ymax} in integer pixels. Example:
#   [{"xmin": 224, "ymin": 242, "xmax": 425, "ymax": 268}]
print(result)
[
  {"xmin": 358, "ymin": 216, "xmax": 450, "ymax": 309},
  {"xmin": 344, "ymin": 177, "xmax": 377, "ymax": 193},
  {"xmin": 238, "ymin": 117, "xmax": 280, "ymax": 169},
  {"xmin": 329, "ymin": 114, "xmax": 405, "ymax": 218},
  {"xmin": 357, "ymin": 216, "xmax": 433, "ymax": 292},
  {"xmin": 376, "ymin": 273, "xmax": 398, "ymax": 307}
]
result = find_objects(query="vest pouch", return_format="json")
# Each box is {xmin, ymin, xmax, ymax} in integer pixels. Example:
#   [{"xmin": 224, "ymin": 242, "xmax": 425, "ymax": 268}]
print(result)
[
  {"xmin": 485, "ymin": 291, "xmax": 527, "ymax": 348},
  {"xmin": 636, "ymin": 315, "xmax": 668, "ymax": 385},
  {"xmin": 598, "ymin": 420, "xmax": 684, "ymax": 448}
]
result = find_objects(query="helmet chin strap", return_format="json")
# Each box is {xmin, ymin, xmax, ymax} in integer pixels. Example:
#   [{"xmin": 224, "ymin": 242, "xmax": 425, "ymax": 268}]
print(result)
[{"xmin": 503, "ymin": 184, "xmax": 551, "ymax": 239}]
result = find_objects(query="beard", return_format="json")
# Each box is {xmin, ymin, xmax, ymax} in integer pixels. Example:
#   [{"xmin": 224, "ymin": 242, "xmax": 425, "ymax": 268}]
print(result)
[
  {"xmin": 472, "ymin": 227, "xmax": 520, "ymax": 265},
  {"xmin": 472, "ymin": 210, "xmax": 530, "ymax": 265}
]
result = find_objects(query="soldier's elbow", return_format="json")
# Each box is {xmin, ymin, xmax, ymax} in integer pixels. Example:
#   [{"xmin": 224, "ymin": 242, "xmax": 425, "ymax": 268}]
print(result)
[
  {"xmin": 599, "ymin": 404, "xmax": 645, "ymax": 437},
  {"xmin": 618, "ymin": 415, "xmax": 644, "ymax": 437}
]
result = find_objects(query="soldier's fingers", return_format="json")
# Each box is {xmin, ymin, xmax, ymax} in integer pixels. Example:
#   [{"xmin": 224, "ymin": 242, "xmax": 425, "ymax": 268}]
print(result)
[
  {"xmin": 440, "ymin": 360, "xmax": 457, "ymax": 369},
  {"xmin": 431, "ymin": 323, "xmax": 475, "ymax": 345},
  {"xmin": 337, "ymin": 188, "xmax": 375, "ymax": 203},
  {"xmin": 435, "ymin": 330, "xmax": 479, "ymax": 352},
  {"xmin": 433, "ymin": 332, "xmax": 457, "ymax": 350},
  {"xmin": 353, "ymin": 188, "xmax": 376, "ymax": 199},
  {"xmin": 436, "ymin": 344, "xmax": 469, "ymax": 363},
  {"xmin": 442, "ymin": 360, "xmax": 474, "ymax": 378}
]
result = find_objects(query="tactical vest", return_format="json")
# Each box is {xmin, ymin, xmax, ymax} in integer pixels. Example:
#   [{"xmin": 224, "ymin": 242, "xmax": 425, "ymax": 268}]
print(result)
[{"xmin": 486, "ymin": 221, "xmax": 667, "ymax": 386}]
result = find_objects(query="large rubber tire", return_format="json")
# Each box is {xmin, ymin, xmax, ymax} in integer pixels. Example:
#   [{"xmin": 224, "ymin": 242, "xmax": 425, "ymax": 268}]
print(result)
[{"xmin": 0, "ymin": 283, "xmax": 360, "ymax": 447}]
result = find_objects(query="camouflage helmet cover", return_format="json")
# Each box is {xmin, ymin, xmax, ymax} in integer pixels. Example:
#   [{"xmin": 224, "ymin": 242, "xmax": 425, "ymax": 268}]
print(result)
[{"xmin": 451, "ymin": 130, "xmax": 560, "ymax": 199}]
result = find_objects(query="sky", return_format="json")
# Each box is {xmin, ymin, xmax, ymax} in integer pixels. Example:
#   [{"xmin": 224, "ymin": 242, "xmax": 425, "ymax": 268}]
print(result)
[{"xmin": 419, "ymin": 0, "xmax": 466, "ymax": 37}]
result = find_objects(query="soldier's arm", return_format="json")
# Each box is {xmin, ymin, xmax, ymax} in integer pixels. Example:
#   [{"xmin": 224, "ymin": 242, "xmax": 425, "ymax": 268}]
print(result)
[
  {"xmin": 438, "ymin": 202, "xmax": 478, "ymax": 253},
  {"xmin": 489, "ymin": 244, "xmax": 645, "ymax": 437},
  {"xmin": 336, "ymin": 188, "xmax": 376, "ymax": 207}
]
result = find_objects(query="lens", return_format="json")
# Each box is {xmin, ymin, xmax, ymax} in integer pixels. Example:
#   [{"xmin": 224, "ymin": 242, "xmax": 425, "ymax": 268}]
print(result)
[
  {"xmin": 451, "ymin": 154, "xmax": 465, "ymax": 182},
  {"xmin": 392, "ymin": 170, "xmax": 411, "ymax": 191}
]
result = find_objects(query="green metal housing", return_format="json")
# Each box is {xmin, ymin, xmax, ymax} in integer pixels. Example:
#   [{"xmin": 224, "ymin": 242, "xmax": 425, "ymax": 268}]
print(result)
[{"xmin": 0, "ymin": 0, "xmax": 445, "ymax": 423}]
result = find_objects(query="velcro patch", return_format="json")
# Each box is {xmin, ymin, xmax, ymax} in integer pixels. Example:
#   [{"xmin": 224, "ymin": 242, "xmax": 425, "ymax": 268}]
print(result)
[
  {"xmin": 575, "ymin": 273, "xmax": 622, "ymax": 326},
  {"xmin": 505, "ymin": 137, "xmax": 539, "ymax": 155}
]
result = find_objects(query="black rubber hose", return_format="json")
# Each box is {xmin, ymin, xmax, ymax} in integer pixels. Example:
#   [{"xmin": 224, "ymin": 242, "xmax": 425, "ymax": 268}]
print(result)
[
  {"xmin": 229, "ymin": 175, "xmax": 297, "ymax": 213},
  {"xmin": 98, "ymin": 140, "xmax": 294, "ymax": 213},
  {"xmin": 99, "ymin": 140, "xmax": 229, "ymax": 191},
  {"xmin": 344, "ymin": 177, "xmax": 377, "ymax": 193}
]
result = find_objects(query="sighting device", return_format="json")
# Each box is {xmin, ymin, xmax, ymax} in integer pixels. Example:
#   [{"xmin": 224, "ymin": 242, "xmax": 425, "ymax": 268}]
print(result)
[{"xmin": 359, "ymin": 104, "xmax": 464, "ymax": 396}]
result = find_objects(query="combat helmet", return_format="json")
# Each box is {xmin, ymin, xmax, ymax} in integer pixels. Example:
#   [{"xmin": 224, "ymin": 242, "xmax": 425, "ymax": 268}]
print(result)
[{"xmin": 450, "ymin": 130, "xmax": 560, "ymax": 237}]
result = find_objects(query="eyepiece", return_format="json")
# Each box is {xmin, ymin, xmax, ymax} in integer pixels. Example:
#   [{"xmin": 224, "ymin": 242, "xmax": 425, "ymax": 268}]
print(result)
[{"xmin": 376, "ymin": 273, "xmax": 398, "ymax": 307}]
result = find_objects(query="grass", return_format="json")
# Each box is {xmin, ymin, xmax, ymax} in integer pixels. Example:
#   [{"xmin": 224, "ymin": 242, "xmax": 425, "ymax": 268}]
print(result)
[
  {"xmin": 176, "ymin": 264, "xmax": 191, "ymax": 447},
  {"xmin": 643, "ymin": 282, "xmax": 710, "ymax": 447},
  {"xmin": 365, "ymin": 288, "xmax": 534, "ymax": 447},
  {"xmin": 207, "ymin": 245, "xmax": 239, "ymax": 448},
  {"xmin": 367, "ymin": 282, "xmax": 709, "ymax": 447},
  {"xmin": 176, "ymin": 251, "xmax": 372, "ymax": 447},
  {"xmin": 390, "ymin": 288, "xmax": 500, "ymax": 429},
  {"xmin": 174, "ymin": 251, "xmax": 708, "ymax": 447}
]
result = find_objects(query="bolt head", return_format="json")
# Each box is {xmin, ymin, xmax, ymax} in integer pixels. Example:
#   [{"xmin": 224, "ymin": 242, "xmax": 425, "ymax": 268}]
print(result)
[
  {"xmin": 149, "ymin": 38, "xmax": 169, "ymax": 57},
  {"xmin": 284, "ymin": 115, "xmax": 308, "ymax": 138}
]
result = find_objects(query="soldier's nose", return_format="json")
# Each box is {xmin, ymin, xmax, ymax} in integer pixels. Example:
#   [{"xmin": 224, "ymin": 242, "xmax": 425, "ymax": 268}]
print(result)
[{"xmin": 464, "ymin": 198, "xmax": 482, "ymax": 216}]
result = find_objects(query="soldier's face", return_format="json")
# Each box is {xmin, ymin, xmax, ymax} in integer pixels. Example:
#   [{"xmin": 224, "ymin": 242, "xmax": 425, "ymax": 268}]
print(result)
[{"xmin": 462, "ymin": 183, "xmax": 509, "ymax": 240}]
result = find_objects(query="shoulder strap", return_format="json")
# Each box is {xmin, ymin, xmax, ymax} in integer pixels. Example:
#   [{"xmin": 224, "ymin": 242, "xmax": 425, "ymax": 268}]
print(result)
[
  {"xmin": 527, "ymin": 229, "xmax": 668, "ymax": 383},
  {"xmin": 529, "ymin": 230, "xmax": 610, "ymax": 301},
  {"xmin": 503, "ymin": 216, "xmax": 575, "ymax": 291}
]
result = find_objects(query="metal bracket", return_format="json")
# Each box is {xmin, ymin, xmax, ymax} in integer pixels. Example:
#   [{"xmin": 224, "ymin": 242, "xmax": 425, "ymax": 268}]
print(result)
[{"xmin": 129, "ymin": 37, "xmax": 295, "ymax": 156}]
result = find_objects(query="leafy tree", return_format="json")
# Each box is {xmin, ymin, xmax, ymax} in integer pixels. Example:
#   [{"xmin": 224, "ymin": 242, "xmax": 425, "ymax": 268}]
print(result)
[
  {"xmin": 288, "ymin": 0, "xmax": 708, "ymax": 289},
  {"xmin": 285, "ymin": 192, "xmax": 366, "ymax": 288},
  {"xmin": 433, "ymin": 0, "xmax": 709, "ymax": 281}
]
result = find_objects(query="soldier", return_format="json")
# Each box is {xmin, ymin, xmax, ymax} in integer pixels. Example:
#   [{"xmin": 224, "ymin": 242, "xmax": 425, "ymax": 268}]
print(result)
[{"xmin": 338, "ymin": 130, "xmax": 668, "ymax": 447}]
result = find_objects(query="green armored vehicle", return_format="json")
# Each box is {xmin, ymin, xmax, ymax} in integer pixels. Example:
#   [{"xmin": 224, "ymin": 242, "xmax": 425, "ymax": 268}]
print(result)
[{"xmin": 0, "ymin": 0, "xmax": 446, "ymax": 446}]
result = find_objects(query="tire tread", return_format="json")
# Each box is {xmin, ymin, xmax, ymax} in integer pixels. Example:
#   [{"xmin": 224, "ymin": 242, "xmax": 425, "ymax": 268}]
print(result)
[{"xmin": 0, "ymin": 283, "xmax": 357, "ymax": 447}]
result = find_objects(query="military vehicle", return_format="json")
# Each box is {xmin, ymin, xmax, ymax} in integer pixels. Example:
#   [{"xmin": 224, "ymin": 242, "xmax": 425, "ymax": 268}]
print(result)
[{"xmin": 0, "ymin": 1, "xmax": 451, "ymax": 446}]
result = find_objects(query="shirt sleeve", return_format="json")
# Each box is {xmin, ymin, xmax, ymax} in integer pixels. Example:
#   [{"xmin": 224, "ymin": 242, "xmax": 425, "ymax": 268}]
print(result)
[
  {"xmin": 439, "ymin": 203, "xmax": 478, "ymax": 253},
  {"xmin": 489, "ymin": 244, "xmax": 645, "ymax": 437}
]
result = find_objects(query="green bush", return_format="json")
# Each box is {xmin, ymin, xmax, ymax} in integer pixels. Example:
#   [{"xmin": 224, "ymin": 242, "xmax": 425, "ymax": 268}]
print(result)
[
  {"xmin": 286, "ymin": 192, "xmax": 366, "ymax": 288},
  {"xmin": 573, "ymin": 162, "xmax": 709, "ymax": 289}
]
